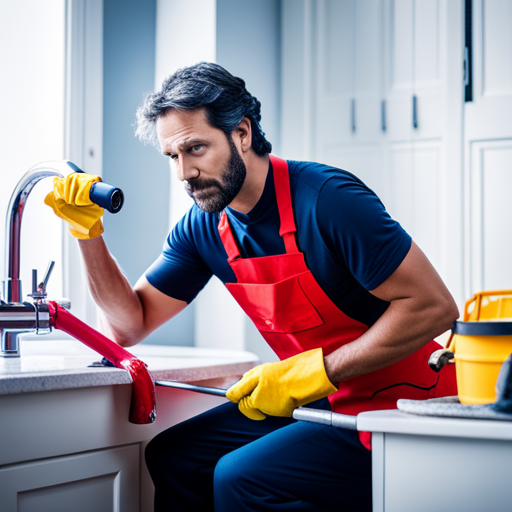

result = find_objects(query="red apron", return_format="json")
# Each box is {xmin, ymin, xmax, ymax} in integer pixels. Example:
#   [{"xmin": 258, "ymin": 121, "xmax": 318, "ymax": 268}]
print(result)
[{"xmin": 218, "ymin": 155, "xmax": 457, "ymax": 448}]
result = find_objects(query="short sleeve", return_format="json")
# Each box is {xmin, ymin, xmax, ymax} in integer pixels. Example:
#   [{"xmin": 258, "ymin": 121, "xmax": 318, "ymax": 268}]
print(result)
[
  {"xmin": 317, "ymin": 174, "xmax": 412, "ymax": 291},
  {"xmin": 145, "ymin": 211, "xmax": 213, "ymax": 303}
]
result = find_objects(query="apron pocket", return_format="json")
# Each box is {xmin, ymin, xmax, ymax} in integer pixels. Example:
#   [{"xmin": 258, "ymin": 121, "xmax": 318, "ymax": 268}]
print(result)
[{"xmin": 226, "ymin": 272, "xmax": 324, "ymax": 334}]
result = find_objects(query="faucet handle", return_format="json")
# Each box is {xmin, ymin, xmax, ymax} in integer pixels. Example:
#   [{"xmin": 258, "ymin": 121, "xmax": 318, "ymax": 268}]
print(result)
[
  {"xmin": 28, "ymin": 261, "xmax": 55, "ymax": 301},
  {"xmin": 41, "ymin": 261, "xmax": 55, "ymax": 292}
]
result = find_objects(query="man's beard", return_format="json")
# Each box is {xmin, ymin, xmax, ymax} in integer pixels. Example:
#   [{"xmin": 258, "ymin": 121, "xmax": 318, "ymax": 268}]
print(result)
[{"xmin": 185, "ymin": 137, "xmax": 247, "ymax": 213}]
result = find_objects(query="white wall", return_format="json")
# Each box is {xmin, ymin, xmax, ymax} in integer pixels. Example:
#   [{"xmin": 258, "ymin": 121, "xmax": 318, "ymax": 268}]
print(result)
[
  {"xmin": 0, "ymin": 0, "xmax": 65, "ymax": 304},
  {"xmin": 155, "ymin": 0, "xmax": 217, "ymax": 230}
]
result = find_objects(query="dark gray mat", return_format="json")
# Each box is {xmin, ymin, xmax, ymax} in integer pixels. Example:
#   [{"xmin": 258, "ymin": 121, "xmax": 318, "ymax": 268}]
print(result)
[{"xmin": 397, "ymin": 396, "xmax": 512, "ymax": 421}]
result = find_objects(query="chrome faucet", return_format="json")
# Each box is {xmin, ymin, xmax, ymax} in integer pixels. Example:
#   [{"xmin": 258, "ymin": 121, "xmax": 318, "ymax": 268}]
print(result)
[{"xmin": 0, "ymin": 161, "xmax": 74, "ymax": 357}]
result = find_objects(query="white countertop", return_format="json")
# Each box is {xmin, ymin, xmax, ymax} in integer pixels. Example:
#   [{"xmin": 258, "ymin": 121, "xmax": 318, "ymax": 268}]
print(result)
[
  {"xmin": 358, "ymin": 409, "xmax": 512, "ymax": 441},
  {"xmin": 0, "ymin": 337, "xmax": 259, "ymax": 395}
]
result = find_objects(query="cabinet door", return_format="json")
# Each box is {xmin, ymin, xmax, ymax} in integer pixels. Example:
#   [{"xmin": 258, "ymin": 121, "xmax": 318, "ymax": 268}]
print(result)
[
  {"xmin": 280, "ymin": 0, "xmax": 464, "ymax": 304},
  {"xmin": 0, "ymin": 445, "xmax": 139, "ymax": 512},
  {"xmin": 465, "ymin": 0, "xmax": 512, "ymax": 294},
  {"xmin": 384, "ymin": 0, "xmax": 451, "ymax": 274},
  {"xmin": 314, "ymin": 0, "xmax": 385, "ymax": 194}
]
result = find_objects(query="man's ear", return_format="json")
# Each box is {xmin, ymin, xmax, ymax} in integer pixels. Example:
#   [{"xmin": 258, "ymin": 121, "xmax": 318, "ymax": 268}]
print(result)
[{"xmin": 234, "ymin": 117, "xmax": 252, "ymax": 153}]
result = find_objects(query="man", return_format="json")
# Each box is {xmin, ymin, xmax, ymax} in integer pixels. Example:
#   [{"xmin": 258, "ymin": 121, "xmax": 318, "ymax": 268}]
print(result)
[{"xmin": 46, "ymin": 62, "xmax": 458, "ymax": 511}]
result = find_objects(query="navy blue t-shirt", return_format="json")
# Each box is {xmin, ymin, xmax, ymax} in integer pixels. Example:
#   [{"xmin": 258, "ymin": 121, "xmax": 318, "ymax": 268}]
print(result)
[{"xmin": 145, "ymin": 159, "xmax": 412, "ymax": 327}]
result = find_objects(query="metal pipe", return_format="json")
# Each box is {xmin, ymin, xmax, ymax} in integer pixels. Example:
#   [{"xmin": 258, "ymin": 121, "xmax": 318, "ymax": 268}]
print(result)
[
  {"xmin": 4, "ymin": 162, "xmax": 68, "ymax": 303},
  {"xmin": 154, "ymin": 380, "xmax": 358, "ymax": 430}
]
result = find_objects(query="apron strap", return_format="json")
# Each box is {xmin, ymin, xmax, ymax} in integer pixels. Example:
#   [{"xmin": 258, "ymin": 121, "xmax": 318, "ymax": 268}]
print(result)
[
  {"xmin": 269, "ymin": 155, "xmax": 299, "ymax": 254},
  {"xmin": 218, "ymin": 211, "xmax": 241, "ymax": 262},
  {"xmin": 218, "ymin": 155, "xmax": 299, "ymax": 260}
]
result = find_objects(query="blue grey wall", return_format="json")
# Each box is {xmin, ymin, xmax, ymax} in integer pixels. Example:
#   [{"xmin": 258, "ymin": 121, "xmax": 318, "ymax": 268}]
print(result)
[
  {"xmin": 102, "ymin": 0, "xmax": 195, "ymax": 346},
  {"xmin": 101, "ymin": 0, "xmax": 282, "ymax": 349},
  {"xmin": 216, "ymin": 0, "xmax": 281, "ymax": 154},
  {"xmin": 217, "ymin": 0, "xmax": 282, "ymax": 362}
]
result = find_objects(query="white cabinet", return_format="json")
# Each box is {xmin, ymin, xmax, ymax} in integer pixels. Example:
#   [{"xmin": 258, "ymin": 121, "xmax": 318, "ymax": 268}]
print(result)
[
  {"xmin": 358, "ymin": 410, "xmax": 512, "ymax": 512},
  {"xmin": 281, "ymin": 0, "xmax": 512, "ymax": 308},
  {"xmin": 0, "ymin": 445, "xmax": 139, "ymax": 512},
  {"xmin": 465, "ymin": 0, "xmax": 512, "ymax": 294},
  {"xmin": 0, "ymin": 383, "xmax": 227, "ymax": 512},
  {"xmin": 314, "ymin": 0, "xmax": 385, "ymax": 193},
  {"xmin": 0, "ymin": 341, "xmax": 257, "ymax": 511},
  {"xmin": 283, "ymin": 0, "xmax": 463, "ymax": 279},
  {"xmin": 381, "ymin": 0, "xmax": 464, "ymax": 300}
]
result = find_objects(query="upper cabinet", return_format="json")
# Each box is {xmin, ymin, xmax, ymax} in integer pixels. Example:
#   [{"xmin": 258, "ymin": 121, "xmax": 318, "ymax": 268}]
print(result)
[
  {"xmin": 314, "ymin": 0, "xmax": 385, "ymax": 192},
  {"xmin": 465, "ymin": 0, "xmax": 512, "ymax": 293},
  {"xmin": 382, "ymin": 0, "xmax": 462, "ymax": 292},
  {"xmin": 281, "ymin": 0, "xmax": 464, "ymax": 305},
  {"xmin": 281, "ymin": 0, "xmax": 512, "ymax": 307}
]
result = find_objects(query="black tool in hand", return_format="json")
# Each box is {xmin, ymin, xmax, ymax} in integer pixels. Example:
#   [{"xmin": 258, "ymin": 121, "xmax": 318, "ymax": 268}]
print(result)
[{"xmin": 67, "ymin": 161, "xmax": 124, "ymax": 214}]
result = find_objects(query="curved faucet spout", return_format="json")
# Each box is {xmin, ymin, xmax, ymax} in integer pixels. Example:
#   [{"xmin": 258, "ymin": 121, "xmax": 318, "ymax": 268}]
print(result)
[{"xmin": 3, "ymin": 161, "xmax": 76, "ymax": 304}]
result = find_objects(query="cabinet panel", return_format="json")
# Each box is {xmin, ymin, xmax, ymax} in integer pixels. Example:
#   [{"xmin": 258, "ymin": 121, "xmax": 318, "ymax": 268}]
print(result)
[
  {"xmin": 388, "ymin": 141, "xmax": 442, "ymax": 269},
  {"xmin": 0, "ymin": 445, "xmax": 139, "ymax": 512},
  {"xmin": 383, "ymin": 433, "xmax": 512, "ymax": 512},
  {"xmin": 315, "ymin": 0, "xmax": 383, "ymax": 154},
  {"xmin": 410, "ymin": 142, "xmax": 441, "ymax": 267},
  {"xmin": 18, "ymin": 474, "xmax": 117, "ymax": 512},
  {"xmin": 466, "ymin": 0, "xmax": 512, "ymax": 138},
  {"xmin": 387, "ymin": 142, "xmax": 415, "ymax": 227},
  {"xmin": 321, "ymin": 0, "xmax": 353, "ymax": 97},
  {"xmin": 281, "ymin": 0, "xmax": 464, "ymax": 303},
  {"xmin": 321, "ymin": 144, "xmax": 386, "ymax": 197},
  {"xmin": 390, "ymin": 0, "xmax": 414, "ymax": 91},
  {"xmin": 389, "ymin": 0, "xmax": 441, "ymax": 90},
  {"xmin": 483, "ymin": 0, "xmax": 512, "ymax": 96},
  {"xmin": 414, "ymin": 0, "xmax": 440, "ymax": 86},
  {"xmin": 464, "ymin": 0, "xmax": 512, "ymax": 296},
  {"xmin": 469, "ymin": 140, "xmax": 512, "ymax": 291},
  {"xmin": 354, "ymin": 0, "xmax": 382, "ymax": 96}
]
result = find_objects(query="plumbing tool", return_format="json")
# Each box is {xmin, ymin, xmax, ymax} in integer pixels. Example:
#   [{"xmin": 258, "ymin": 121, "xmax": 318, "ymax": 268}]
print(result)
[
  {"xmin": 49, "ymin": 301, "xmax": 157, "ymax": 425},
  {"xmin": 1, "ymin": 161, "xmax": 125, "ymax": 357},
  {"xmin": 67, "ymin": 161, "xmax": 124, "ymax": 213},
  {"xmin": 154, "ymin": 379, "xmax": 358, "ymax": 430}
]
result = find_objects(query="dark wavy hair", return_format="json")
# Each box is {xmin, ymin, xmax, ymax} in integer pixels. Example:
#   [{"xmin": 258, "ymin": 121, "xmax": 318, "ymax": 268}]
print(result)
[{"xmin": 135, "ymin": 62, "xmax": 272, "ymax": 156}]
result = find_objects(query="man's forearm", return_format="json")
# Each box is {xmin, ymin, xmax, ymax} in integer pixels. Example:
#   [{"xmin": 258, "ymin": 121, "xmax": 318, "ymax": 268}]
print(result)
[
  {"xmin": 324, "ymin": 241, "xmax": 459, "ymax": 385},
  {"xmin": 324, "ymin": 294, "xmax": 458, "ymax": 384},
  {"xmin": 78, "ymin": 237, "xmax": 145, "ymax": 346}
]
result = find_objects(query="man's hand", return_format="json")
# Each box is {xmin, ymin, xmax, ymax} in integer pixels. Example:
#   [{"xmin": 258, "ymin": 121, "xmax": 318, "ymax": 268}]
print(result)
[
  {"xmin": 44, "ymin": 173, "xmax": 104, "ymax": 239},
  {"xmin": 226, "ymin": 348, "xmax": 337, "ymax": 420}
]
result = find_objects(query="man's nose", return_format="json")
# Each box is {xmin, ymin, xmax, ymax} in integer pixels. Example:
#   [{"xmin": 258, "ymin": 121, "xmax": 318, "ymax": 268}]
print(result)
[{"xmin": 176, "ymin": 159, "xmax": 199, "ymax": 182}]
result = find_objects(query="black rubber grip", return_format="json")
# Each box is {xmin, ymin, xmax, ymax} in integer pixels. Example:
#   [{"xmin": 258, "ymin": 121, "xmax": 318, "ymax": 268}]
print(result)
[
  {"xmin": 66, "ymin": 161, "xmax": 124, "ymax": 214},
  {"xmin": 89, "ymin": 182, "xmax": 124, "ymax": 214}
]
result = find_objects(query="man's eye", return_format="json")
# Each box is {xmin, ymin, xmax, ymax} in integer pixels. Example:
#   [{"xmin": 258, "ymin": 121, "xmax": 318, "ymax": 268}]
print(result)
[
  {"xmin": 191, "ymin": 145, "xmax": 203, "ymax": 152},
  {"xmin": 169, "ymin": 154, "xmax": 178, "ymax": 161}
]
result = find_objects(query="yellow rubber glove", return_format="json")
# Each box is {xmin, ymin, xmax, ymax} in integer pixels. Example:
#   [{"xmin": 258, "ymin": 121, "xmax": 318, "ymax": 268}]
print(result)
[
  {"xmin": 226, "ymin": 348, "xmax": 338, "ymax": 420},
  {"xmin": 44, "ymin": 173, "xmax": 104, "ymax": 239}
]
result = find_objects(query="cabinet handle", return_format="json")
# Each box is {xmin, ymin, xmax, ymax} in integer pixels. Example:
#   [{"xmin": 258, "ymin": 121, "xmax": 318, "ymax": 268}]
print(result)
[
  {"xmin": 381, "ymin": 100, "xmax": 386, "ymax": 132},
  {"xmin": 351, "ymin": 98, "xmax": 356, "ymax": 132},
  {"xmin": 412, "ymin": 95, "xmax": 418, "ymax": 129}
]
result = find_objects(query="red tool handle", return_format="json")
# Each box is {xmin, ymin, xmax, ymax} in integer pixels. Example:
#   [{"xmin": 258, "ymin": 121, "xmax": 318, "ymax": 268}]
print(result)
[{"xmin": 49, "ymin": 301, "xmax": 156, "ymax": 424}]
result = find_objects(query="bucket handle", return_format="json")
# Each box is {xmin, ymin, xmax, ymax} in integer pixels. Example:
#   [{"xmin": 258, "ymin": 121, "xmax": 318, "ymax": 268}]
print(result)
[{"xmin": 464, "ymin": 289, "xmax": 512, "ymax": 321}]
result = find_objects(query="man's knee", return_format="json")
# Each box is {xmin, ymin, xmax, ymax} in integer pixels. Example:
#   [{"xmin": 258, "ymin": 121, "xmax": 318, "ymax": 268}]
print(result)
[
  {"xmin": 214, "ymin": 448, "xmax": 267, "ymax": 500},
  {"xmin": 214, "ymin": 451, "xmax": 246, "ymax": 493}
]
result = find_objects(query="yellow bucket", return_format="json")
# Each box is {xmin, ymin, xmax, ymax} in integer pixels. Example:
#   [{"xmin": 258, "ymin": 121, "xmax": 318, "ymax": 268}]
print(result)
[{"xmin": 449, "ymin": 289, "xmax": 512, "ymax": 404}]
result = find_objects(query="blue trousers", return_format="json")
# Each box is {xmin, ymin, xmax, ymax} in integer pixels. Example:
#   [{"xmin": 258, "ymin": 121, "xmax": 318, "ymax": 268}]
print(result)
[{"xmin": 145, "ymin": 400, "xmax": 372, "ymax": 511}]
